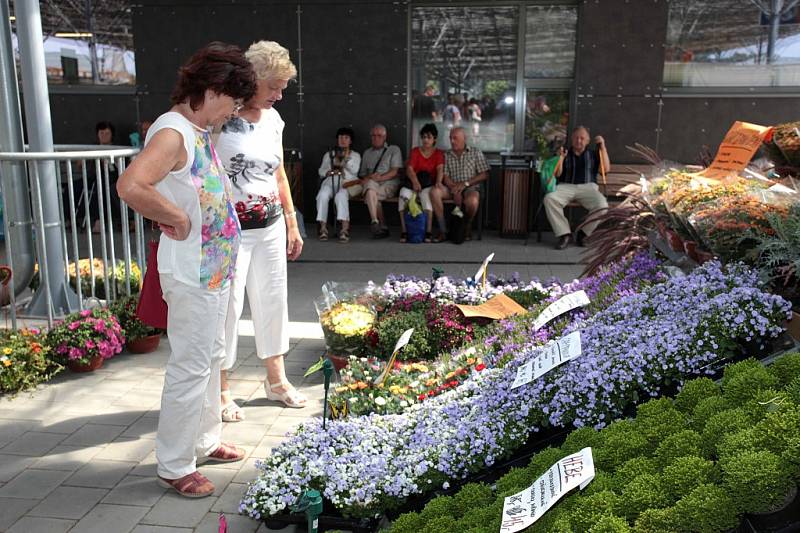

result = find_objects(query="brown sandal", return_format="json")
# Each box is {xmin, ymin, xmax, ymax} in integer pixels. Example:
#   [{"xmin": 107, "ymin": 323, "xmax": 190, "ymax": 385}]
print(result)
[
  {"xmin": 338, "ymin": 229, "xmax": 350, "ymax": 243},
  {"xmin": 157, "ymin": 471, "xmax": 215, "ymax": 498},
  {"xmin": 198, "ymin": 442, "xmax": 245, "ymax": 464}
]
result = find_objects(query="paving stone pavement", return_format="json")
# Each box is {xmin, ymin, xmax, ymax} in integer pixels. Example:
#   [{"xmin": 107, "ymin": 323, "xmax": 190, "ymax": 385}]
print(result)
[{"xmin": 0, "ymin": 233, "xmax": 584, "ymax": 532}]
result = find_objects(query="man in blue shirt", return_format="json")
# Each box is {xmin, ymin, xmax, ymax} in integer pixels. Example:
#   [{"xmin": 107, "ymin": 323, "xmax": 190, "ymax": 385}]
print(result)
[{"xmin": 544, "ymin": 126, "xmax": 610, "ymax": 250}]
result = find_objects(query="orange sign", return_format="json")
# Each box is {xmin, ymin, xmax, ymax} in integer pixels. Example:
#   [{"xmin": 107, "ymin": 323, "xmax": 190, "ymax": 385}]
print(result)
[
  {"xmin": 698, "ymin": 121, "xmax": 772, "ymax": 179},
  {"xmin": 456, "ymin": 293, "xmax": 527, "ymax": 321}
]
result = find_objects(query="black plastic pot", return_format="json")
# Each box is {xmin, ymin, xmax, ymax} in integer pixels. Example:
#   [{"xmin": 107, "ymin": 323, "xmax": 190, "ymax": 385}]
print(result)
[
  {"xmin": 745, "ymin": 484, "xmax": 800, "ymax": 533},
  {"xmin": 263, "ymin": 509, "xmax": 380, "ymax": 533}
]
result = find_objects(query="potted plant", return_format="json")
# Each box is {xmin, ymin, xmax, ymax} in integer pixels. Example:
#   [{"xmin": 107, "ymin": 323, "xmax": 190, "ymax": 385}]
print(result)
[
  {"xmin": 110, "ymin": 295, "xmax": 161, "ymax": 353},
  {"xmin": 48, "ymin": 307, "xmax": 125, "ymax": 372},
  {"xmin": 0, "ymin": 328, "xmax": 61, "ymax": 393},
  {"xmin": 318, "ymin": 301, "xmax": 375, "ymax": 370}
]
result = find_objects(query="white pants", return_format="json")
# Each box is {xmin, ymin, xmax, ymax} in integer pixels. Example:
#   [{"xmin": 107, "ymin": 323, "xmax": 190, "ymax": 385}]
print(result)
[
  {"xmin": 316, "ymin": 176, "xmax": 350, "ymax": 222},
  {"xmin": 543, "ymin": 182, "xmax": 608, "ymax": 237},
  {"xmin": 398, "ymin": 186, "xmax": 433, "ymax": 212},
  {"xmin": 223, "ymin": 223, "xmax": 289, "ymax": 370},
  {"xmin": 156, "ymin": 273, "xmax": 229, "ymax": 479}
]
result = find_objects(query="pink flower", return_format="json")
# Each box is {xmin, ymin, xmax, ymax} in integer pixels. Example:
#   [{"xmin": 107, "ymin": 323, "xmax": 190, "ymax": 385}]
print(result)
[
  {"xmin": 80, "ymin": 309, "xmax": 92, "ymax": 318},
  {"xmin": 84, "ymin": 340, "xmax": 95, "ymax": 349},
  {"xmin": 222, "ymin": 216, "xmax": 238, "ymax": 238},
  {"xmin": 94, "ymin": 321, "xmax": 106, "ymax": 333},
  {"xmin": 56, "ymin": 344, "xmax": 68, "ymax": 355},
  {"xmin": 68, "ymin": 321, "xmax": 81, "ymax": 330},
  {"xmin": 68, "ymin": 347, "xmax": 85, "ymax": 360}
]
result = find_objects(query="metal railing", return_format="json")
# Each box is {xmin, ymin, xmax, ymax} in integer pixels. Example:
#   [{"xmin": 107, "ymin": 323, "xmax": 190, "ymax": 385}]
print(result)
[{"xmin": 0, "ymin": 144, "xmax": 144, "ymax": 329}]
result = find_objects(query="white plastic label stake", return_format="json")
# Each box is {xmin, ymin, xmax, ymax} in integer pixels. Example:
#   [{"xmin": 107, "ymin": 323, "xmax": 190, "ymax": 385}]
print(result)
[
  {"xmin": 473, "ymin": 253, "xmax": 495, "ymax": 284},
  {"xmin": 511, "ymin": 331, "xmax": 582, "ymax": 390},
  {"xmin": 373, "ymin": 328, "xmax": 414, "ymax": 385},
  {"xmin": 533, "ymin": 290, "xmax": 590, "ymax": 331},
  {"xmin": 499, "ymin": 447, "xmax": 595, "ymax": 533}
]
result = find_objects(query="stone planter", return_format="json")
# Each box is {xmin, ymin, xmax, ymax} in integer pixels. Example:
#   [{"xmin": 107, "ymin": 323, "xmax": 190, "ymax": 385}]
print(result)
[
  {"xmin": 67, "ymin": 354, "xmax": 104, "ymax": 373},
  {"xmin": 127, "ymin": 334, "xmax": 161, "ymax": 354}
]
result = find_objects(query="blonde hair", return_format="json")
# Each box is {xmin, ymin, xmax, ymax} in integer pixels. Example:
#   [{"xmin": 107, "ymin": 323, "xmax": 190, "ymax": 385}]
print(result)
[{"xmin": 245, "ymin": 40, "xmax": 297, "ymax": 81}]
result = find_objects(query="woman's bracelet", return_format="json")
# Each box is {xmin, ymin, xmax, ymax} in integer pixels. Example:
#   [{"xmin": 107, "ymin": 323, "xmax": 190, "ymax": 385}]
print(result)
[{"xmin": 284, "ymin": 210, "xmax": 296, "ymax": 219}]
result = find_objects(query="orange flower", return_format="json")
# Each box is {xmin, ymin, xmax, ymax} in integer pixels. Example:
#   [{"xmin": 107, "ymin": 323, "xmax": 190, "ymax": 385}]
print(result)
[{"xmin": 356, "ymin": 381, "xmax": 368, "ymax": 390}]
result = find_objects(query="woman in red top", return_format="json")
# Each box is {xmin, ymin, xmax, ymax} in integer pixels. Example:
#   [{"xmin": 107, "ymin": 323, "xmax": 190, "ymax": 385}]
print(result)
[{"xmin": 398, "ymin": 123, "xmax": 444, "ymax": 242}]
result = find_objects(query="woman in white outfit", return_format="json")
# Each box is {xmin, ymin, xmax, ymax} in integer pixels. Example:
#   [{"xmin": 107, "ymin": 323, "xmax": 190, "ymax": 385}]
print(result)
[
  {"xmin": 315, "ymin": 127, "xmax": 360, "ymax": 242},
  {"xmin": 214, "ymin": 41, "xmax": 305, "ymax": 421},
  {"xmin": 117, "ymin": 42, "xmax": 256, "ymax": 498}
]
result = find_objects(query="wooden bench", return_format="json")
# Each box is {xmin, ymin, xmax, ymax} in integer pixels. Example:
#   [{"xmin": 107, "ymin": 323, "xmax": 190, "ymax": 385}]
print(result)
[
  {"xmin": 534, "ymin": 163, "xmax": 651, "ymax": 242},
  {"xmin": 350, "ymin": 167, "xmax": 487, "ymax": 240}
]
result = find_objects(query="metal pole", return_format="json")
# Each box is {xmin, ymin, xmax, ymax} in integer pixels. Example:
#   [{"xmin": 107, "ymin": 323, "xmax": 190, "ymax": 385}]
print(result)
[
  {"xmin": 0, "ymin": 0, "xmax": 35, "ymax": 303},
  {"xmin": 85, "ymin": 0, "xmax": 99, "ymax": 84},
  {"xmin": 16, "ymin": 0, "xmax": 79, "ymax": 316}
]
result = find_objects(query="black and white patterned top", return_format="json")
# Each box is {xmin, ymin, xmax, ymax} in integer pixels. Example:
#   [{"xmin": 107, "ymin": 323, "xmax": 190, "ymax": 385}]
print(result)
[{"xmin": 215, "ymin": 108, "xmax": 285, "ymax": 227}]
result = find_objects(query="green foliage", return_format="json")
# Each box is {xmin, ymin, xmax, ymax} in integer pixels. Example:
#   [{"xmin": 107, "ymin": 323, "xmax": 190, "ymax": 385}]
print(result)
[
  {"xmin": 633, "ymin": 507, "xmax": 681, "ymax": 533},
  {"xmin": 528, "ymin": 447, "xmax": 569, "ymax": 478},
  {"xmin": 452, "ymin": 483, "xmax": 493, "ymax": 516},
  {"xmin": 691, "ymin": 396, "xmax": 729, "ymax": 431},
  {"xmin": 109, "ymin": 295, "xmax": 158, "ymax": 341},
  {"xmin": 672, "ymin": 483, "xmax": 739, "ymax": 533},
  {"xmin": 740, "ymin": 388, "xmax": 786, "ymax": 422},
  {"xmin": 751, "ymin": 402, "xmax": 800, "ymax": 456},
  {"xmin": 780, "ymin": 437, "xmax": 800, "ymax": 480},
  {"xmin": 421, "ymin": 516, "xmax": 457, "ymax": 533},
  {"xmin": 374, "ymin": 308, "xmax": 434, "ymax": 361},
  {"xmin": 418, "ymin": 495, "xmax": 454, "ymax": 523},
  {"xmin": 768, "ymin": 352, "xmax": 800, "ymax": 388},
  {"xmin": 504, "ymin": 287, "xmax": 548, "ymax": 309},
  {"xmin": 723, "ymin": 450, "xmax": 793, "ymax": 513},
  {"xmin": 568, "ymin": 490, "xmax": 621, "ymax": 532},
  {"xmin": 723, "ymin": 363, "xmax": 779, "ymax": 405},
  {"xmin": 655, "ymin": 429, "xmax": 703, "ymax": 467},
  {"xmin": 388, "ymin": 511, "xmax": 425, "ymax": 533},
  {"xmin": 590, "ymin": 515, "xmax": 633, "ymax": 533},
  {"xmin": 596, "ymin": 421, "xmax": 649, "ymax": 470},
  {"xmin": 0, "ymin": 328, "xmax": 60, "ymax": 394},
  {"xmin": 619, "ymin": 474, "xmax": 670, "ymax": 522},
  {"xmin": 787, "ymin": 376, "xmax": 800, "ymax": 404},
  {"xmin": 674, "ymin": 377, "xmax": 721, "ymax": 413},
  {"xmin": 662, "ymin": 456, "xmax": 718, "ymax": 502},
  {"xmin": 634, "ymin": 398, "xmax": 687, "ymax": 449},
  {"xmin": 584, "ymin": 472, "xmax": 616, "ymax": 496},
  {"xmin": 752, "ymin": 202, "xmax": 800, "ymax": 294},
  {"xmin": 715, "ymin": 428, "xmax": 758, "ymax": 466},
  {"xmin": 612, "ymin": 457, "xmax": 658, "ymax": 492},
  {"xmin": 721, "ymin": 358, "xmax": 766, "ymax": 388},
  {"xmin": 700, "ymin": 408, "xmax": 752, "ymax": 456},
  {"xmin": 494, "ymin": 466, "xmax": 532, "ymax": 496},
  {"xmin": 561, "ymin": 426, "xmax": 603, "ymax": 454}
]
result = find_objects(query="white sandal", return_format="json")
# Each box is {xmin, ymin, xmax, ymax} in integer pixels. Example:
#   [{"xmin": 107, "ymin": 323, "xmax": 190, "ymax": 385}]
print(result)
[
  {"xmin": 221, "ymin": 401, "xmax": 245, "ymax": 422},
  {"xmin": 264, "ymin": 380, "xmax": 307, "ymax": 409}
]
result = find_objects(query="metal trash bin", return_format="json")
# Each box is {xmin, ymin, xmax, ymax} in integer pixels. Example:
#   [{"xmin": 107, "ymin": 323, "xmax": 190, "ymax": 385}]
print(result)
[{"xmin": 499, "ymin": 153, "xmax": 536, "ymax": 237}]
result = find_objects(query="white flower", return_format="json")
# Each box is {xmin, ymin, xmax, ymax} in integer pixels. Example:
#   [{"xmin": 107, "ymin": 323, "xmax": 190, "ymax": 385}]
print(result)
[{"xmin": 374, "ymin": 396, "xmax": 387, "ymax": 406}]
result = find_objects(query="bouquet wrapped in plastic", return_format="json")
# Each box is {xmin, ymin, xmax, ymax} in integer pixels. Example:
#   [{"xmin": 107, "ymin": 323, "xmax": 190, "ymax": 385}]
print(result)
[{"xmin": 314, "ymin": 282, "xmax": 376, "ymax": 357}]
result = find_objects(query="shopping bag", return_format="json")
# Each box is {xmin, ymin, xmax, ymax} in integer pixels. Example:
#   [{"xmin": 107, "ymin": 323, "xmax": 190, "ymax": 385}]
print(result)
[
  {"xmin": 449, "ymin": 206, "xmax": 466, "ymax": 245},
  {"xmin": 540, "ymin": 155, "xmax": 560, "ymax": 195},
  {"xmin": 404, "ymin": 212, "xmax": 427, "ymax": 243},
  {"xmin": 136, "ymin": 239, "xmax": 167, "ymax": 330}
]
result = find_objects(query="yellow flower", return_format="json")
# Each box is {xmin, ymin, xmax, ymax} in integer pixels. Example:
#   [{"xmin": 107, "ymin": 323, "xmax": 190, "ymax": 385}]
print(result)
[
  {"xmin": 1, "ymin": 357, "xmax": 10, "ymax": 367},
  {"xmin": 389, "ymin": 385, "xmax": 408, "ymax": 395},
  {"xmin": 2, "ymin": 347, "xmax": 11, "ymax": 355},
  {"xmin": 466, "ymin": 357, "xmax": 476, "ymax": 365},
  {"xmin": 335, "ymin": 386, "xmax": 348, "ymax": 393},
  {"xmin": 445, "ymin": 371, "xmax": 455, "ymax": 380},
  {"xmin": 411, "ymin": 363, "xmax": 429, "ymax": 373}
]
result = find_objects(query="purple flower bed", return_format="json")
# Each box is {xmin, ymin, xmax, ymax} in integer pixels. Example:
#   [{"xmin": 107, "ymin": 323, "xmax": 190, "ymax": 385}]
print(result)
[{"xmin": 241, "ymin": 260, "xmax": 789, "ymax": 520}]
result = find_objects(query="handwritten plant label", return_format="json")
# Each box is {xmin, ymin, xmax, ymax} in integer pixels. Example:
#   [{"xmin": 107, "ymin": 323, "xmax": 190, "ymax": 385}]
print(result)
[
  {"xmin": 698, "ymin": 121, "xmax": 772, "ymax": 179},
  {"xmin": 533, "ymin": 290, "xmax": 590, "ymax": 331},
  {"xmin": 500, "ymin": 447, "xmax": 595, "ymax": 533},
  {"xmin": 374, "ymin": 328, "xmax": 414, "ymax": 385},
  {"xmin": 511, "ymin": 331, "xmax": 582, "ymax": 390},
  {"xmin": 456, "ymin": 293, "xmax": 527, "ymax": 321},
  {"xmin": 473, "ymin": 253, "xmax": 495, "ymax": 285}
]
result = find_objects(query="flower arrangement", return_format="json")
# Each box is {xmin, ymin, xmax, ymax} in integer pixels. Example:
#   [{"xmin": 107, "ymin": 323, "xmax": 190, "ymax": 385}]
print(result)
[
  {"xmin": 388, "ymin": 354, "xmax": 800, "ymax": 533},
  {"xmin": 319, "ymin": 302, "xmax": 376, "ymax": 356},
  {"xmin": 109, "ymin": 295, "xmax": 159, "ymax": 342},
  {"xmin": 0, "ymin": 328, "xmax": 60, "ymax": 394},
  {"xmin": 329, "ymin": 347, "xmax": 487, "ymax": 417},
  {"xmin": 48, "ymin": 307, "xmax": 125, "ymax": 367},
  {"xmin": 241, "ymin": 260, "xmax": 789, "ymax": 519},
  {"xmin": 31, "ymin": 258, "xmax": 142, "ymax": 300}
]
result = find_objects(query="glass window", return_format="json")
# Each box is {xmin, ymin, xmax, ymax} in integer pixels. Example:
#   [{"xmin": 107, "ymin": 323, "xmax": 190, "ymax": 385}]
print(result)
[
  {"xmin": 523, "ymin": 89, "xmax": 570, "ymax": 157},
  {"xmin": 665, "ymin": 0, "xmax": 800, "ymax": 87},
  {"xmin": 525, "ymin": 5, "xmax": 577, "ymax": 78},
  {"xmin": 410, "ymin": 6, "xmax": 518, "ymax": 152}
]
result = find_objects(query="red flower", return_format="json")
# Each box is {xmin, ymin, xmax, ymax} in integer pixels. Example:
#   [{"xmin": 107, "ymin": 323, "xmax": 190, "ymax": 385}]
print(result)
[
  {"xmin": 449, "ymin": 380, "xmax": 458, "ymax": 387},
  {"xmin": 475, "ymin": 363, "xmax": 486, "ymax": 372},
  {"xmin": 418, "ymin": 394, "xmax": 426, "ymax": 401}
]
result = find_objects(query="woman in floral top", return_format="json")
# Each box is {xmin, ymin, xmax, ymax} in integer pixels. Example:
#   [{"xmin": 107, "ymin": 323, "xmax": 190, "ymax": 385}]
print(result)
[
  {"xmin": 117, "ymin": 42, "xmax": 256, "ymax": 499},
  {"xmin": 214, "ymin": 41, "xmax": 306, "ymax": 418}
]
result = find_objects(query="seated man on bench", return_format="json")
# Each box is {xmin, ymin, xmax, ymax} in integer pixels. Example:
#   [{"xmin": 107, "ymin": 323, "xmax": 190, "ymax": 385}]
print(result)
[
  {"xmin": 355, "ymin": 124, "xmax": 403, "ymax": 239},
  {"xmin": 430, "ymin": 127, "xmax": 489, "ymax": 242},
  {"xmin": 544, "ymin": 125, "xmax": 610, "ymax": 250}
]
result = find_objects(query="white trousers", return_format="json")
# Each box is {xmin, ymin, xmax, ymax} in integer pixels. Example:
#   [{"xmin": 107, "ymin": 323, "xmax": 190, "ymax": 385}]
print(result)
[
  {"xmin": 222, "ymin": 223, "xmax": 289, "ymax": 370},
  {"xmin": 397, "ymin": 186, "xmax": 433, "ymax": 212},
  {"xmin": 316, "ymin": 176, "xmax": 350, "ymax": 222},
  {"xmin": 543, "ymin": 182, "xmax": 608, "ymax": 237},
  {"xmin": 156, "ymin": 273, "xmax": 229, "ymax": 479}
]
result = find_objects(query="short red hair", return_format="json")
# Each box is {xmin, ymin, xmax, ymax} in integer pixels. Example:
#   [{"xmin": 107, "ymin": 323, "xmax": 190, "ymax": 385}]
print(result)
[{"xmin": 171, "ymin": 42, "xmax": 256, "ymax": 110}]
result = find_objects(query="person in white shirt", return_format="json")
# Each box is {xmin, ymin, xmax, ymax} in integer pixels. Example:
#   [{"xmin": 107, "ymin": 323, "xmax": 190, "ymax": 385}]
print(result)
[
  {"xmin": 214, "ymin": 41, "xmax": 306, "ymax": 419},
  {"xmin": 316, "ymin": 127, "xmax": 360, "ymax": 242},
  {"xmin": 117, "ymin": 42, "xmax": 256, "ymax": 498}
]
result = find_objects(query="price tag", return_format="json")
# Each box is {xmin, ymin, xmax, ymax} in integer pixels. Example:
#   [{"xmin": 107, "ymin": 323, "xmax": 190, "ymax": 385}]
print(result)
[
  {"xmin": 533, "ymin": 291, "xmax": 590, "ymax": 331},
  {"xmin": 511, "ymin": 331, "xmax": 582, "ymax": 390},
  {"xmin": 499, "ymin": 448, "xmax": 595, "ymax": 533},
  {"xmin": 373, "ymin": 328, "xmax": 414, "ymax": 385}
]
